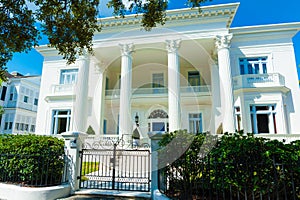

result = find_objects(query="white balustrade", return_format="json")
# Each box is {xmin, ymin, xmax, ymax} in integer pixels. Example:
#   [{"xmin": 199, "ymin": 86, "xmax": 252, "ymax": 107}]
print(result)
[
  {"xmin": 233, "ymin": 73, "xmax": 285, "ymax": 89},
  {"xmin": 105, "ymin": 85, "xmax": 211, "ymax": 97}
]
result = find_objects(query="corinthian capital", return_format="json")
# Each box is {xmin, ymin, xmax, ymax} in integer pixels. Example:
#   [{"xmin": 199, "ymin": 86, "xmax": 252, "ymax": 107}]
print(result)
[
  {"xmin": 119, "ymin": 43, "xmax": 134, "ymax": 56},
  {"xmin": 166, "ymin": 39, "xmax": 181, "ymax": 53},
  {"xmin": 215, "ymin": 34, "xmax": 233, "ymax": 50}
]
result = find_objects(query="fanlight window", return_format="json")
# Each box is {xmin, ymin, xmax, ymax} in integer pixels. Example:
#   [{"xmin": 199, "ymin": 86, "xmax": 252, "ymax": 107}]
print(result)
[{"xmin": 148, "ymin": 109, "xmax": 168, "ymax": 119}]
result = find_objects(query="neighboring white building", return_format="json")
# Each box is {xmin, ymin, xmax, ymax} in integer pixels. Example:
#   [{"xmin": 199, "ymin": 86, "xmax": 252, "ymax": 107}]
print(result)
[
  {"xmin": 35, "ymin": 3, "xmax": 300, "ymax": 139},
  {"xmin": 0, "ymin": 72, "xmax": 41, "ymax": 134}
]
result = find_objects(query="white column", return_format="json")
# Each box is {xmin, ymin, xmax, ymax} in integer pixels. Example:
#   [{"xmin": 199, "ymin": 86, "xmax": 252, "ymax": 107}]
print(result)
[
  {"xmin": 166, "ymin": 39, "xmax": 181, "ymax": 132},
  {"xmin": 215, "ymin": 34, "xmax": 235, "ymax": 133},
  {"xmin": 73, "ymin": 54, "xmax": 90, "ymax": 132},
  {"xmin": 119, "ymin": 43, "xmax": 134, "ymax": 138},
  {"xmin": 209, "ymin": 61, "xmax": 221, "ymax": 134},
  {"xmin": 93, "ymin": 63, "xmax": 106, "ymax": 135}
]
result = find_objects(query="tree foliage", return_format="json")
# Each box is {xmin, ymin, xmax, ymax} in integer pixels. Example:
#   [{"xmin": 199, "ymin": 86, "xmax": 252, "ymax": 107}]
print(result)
[
  {"xmin": 0, "ymin": 0, "xmax": 210, "ymax": 77},
  {"xmin": 0, "ymin": 134, "xmax": 65, "ymax": 186},
  {"xmin": 159, "ymin": 131, "xmax": 300, "ymax": 199}
]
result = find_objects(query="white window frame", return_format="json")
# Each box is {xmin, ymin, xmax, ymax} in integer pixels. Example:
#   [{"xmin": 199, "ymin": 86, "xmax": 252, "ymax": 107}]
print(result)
[
  {"xmin": 51, "ymin": 109, "xmax": 71, "ymax": 135},
  {"xmin": 235, "ymin": 107, "xmax": 242, "ymax": 132},
  {"xmin": 250, "ymin": 105, "xmax": 277, "ymax": 134},
  {"xmin": 60, "ymin": 69, "xmax": 79, "ymax": 85},
  {"xmin": 239, "ymin": 57, "xmax": 268, "ymax": 75},
  {"xmin": 188, "ymin": 113, "xmax": 203, "ymax": 134},
  {"xmin": 148, "ymin": 109, "xmax": 169, "ymax": 133}
]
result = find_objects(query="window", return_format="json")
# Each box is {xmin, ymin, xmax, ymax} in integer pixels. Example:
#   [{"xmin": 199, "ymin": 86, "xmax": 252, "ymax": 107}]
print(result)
[
  {"xmin": 1, "ymin": 86, "xmax": 7, "ymax": 101},
  {"xmin": 239, "ymin": 57, "xmax": 267, "ymax": 75},
  {"xmin": 20, "ymin": 123, "xmax": 24, "ymax": 131},
  {"xmin": 52, "ymin": 110, "xmax": 71, "ymax": 134},
  {"xmin": 8, "ymin": 122, "xmax": 12, "ymax": 130},
  {"xmin": 103, "ymin": 119, "xmax": 107, "ymax": 134},
  {"xmin": 15, "ymin": 123, "xmax": 19, "ymax": 130},
  {"xmin": 24, "ymin": 124, "xmax": 29, "ymax": 131},
  {"xmin": 148, "ymin": 109, "xmax": 169, "ymax": 132},
  {"xmin": 250, "ymin": 105, "xmax": 277, "ymax": 134},
  {"xmin": 24, "ymin": 96, "xmax": 28, "ymax": 103},
  {"xmin": 235, "ymin": 107, "xmax": 242, "ymax": 132},
  {"xmin": 189, "ymin": 113, "xmax": 203, "ymax": 133},
  {"xmin": 152, "ymin": 73, "xmax": 165, "ymax": 93},
  {"xmin": 105, "ymin": 77, "xmax": 109, "ymax": 90},
  {"xmin": 34, "ymin": 98, "xmax": 38, "ymax": 106},
  {"xmin": 60, "ymin": 69, "xmax": 78, "ymax": 84},
  {"xmin": 188, "ymin": 71, "xmax": 200, "ymax": 86},
  {"xmin": 9, "ymin": 93, "xmax": 13, "ymax": 101},
  {"xmin": 30, "ymin": 125, "xmax": 35, "ymax": 132}
]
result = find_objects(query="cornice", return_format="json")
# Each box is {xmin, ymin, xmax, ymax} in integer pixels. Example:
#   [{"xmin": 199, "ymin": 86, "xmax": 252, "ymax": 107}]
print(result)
[
  {"xmin": 98, "ymin": 3, "xmax": 239, "ymax": 31},
  {"xmin": 230, "ymin": 22, "xmax": 300, "ymax": 36}
]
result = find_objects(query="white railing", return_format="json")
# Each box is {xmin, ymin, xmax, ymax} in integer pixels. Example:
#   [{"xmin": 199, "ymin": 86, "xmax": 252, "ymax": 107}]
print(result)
[
  {"xmin": 254, "ymin": 134, "xmax": 300, "ymax": 143},
  {"xmin": 51, "ymin": 84, "xmax": 74, "ymax": 94},
  {"xmin": 105, "ymin": 85, "xmax": 211, "ymax": 96},
  {"xmin": 233, "ymin": 73, "xmax": 285, "ymax": 89}
]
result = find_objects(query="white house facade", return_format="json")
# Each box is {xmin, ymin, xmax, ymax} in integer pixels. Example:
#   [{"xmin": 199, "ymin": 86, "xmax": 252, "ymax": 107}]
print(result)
[
  {"xmin": 35, "ymin": 3, "xmax": 300, "ymax": 140},
  {"xmin": 0, "ymin": 73, "xmax": 41, "ymax": 134}
]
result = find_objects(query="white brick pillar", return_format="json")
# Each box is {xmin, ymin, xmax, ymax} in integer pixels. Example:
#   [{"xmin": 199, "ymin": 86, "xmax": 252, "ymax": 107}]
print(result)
[
  {"xmin": 166, "ymin": 39, "xmax": 181, "ymax": 132},
  {"xmin": 119, "ymin": 44, "xmax": 134, "ymax": 139},
  {"xmin": 215, "ymin": 34, "xmax": 235, "ymax": 133}
]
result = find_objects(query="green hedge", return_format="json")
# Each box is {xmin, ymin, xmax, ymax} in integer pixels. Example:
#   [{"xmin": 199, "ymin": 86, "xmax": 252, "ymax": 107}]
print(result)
[
  {"xmin": 0, "ymin": 134, "xmax": 65, "ymax": 186},
  {"xmin": 159, "ymin": 131, "xmax": 300, "ymax": 199}
]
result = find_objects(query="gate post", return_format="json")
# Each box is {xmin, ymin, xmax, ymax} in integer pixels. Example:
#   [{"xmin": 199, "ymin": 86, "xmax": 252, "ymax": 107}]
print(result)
[
  {"xmin": 148, "ymin": 133, "xmax": 170, "ymax": 200},
  {"xmin": 61, "ymin": 132, "xmax": 87, "ymax": 193}
]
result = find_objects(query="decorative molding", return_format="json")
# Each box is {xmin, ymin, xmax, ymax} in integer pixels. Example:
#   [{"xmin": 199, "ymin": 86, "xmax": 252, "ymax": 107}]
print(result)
[
  {"xmin": 99, "ymin": 3, "xmax": 239, "ymax": 29},
  {"xmin": 166, "ymin": 39, "xmax": 181, "ymax": 53},
  {"xmin": 119, "ymin": 43, "xmax": 134, "ymax": 56},
  {"xmin": 215, "ymin": 34, "xmax": 233, "ymax": 50}
]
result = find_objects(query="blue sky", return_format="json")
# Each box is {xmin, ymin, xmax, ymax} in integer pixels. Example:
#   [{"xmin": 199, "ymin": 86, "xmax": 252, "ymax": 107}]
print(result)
[{"xmin": 5, "ymin": 0, "xmax": 300, "ymax": 77}]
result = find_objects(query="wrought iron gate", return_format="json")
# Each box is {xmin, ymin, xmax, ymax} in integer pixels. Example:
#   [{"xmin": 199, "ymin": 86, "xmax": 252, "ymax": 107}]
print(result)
[{"xmin": 79, "ymin": 137, "xmax": 151, "ymax": 192}]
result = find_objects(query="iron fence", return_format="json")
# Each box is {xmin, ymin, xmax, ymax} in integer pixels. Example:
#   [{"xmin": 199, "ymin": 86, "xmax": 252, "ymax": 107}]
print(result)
[
  {"xmin": 79, "ymin": 147, "xmax": 151, "ymax": 191},
  {"xmin": 0, "ymin": 152, "xmax": 69, "ymax": 187},
  {"xmin": 160, "ymin": 158, "xmax": 300, "ymax": 200}
]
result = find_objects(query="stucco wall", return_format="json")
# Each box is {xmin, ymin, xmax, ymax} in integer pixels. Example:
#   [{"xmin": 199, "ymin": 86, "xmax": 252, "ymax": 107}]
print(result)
[{"xmin": 0, "ymin": 183, "xmax": 71, "ymax": 200}]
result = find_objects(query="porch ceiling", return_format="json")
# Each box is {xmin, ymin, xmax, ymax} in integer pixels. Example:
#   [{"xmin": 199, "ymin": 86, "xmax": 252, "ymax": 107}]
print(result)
[{"xmin": 93, "ymin": 38, "xmax": 215, "ymax": 70}]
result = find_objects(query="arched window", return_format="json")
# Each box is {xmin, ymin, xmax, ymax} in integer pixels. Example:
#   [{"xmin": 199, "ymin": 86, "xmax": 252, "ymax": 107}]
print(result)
[
  {"xmin": 148, "ymin": 109, "xmax": 168, "ymax": 119},
  {"xmin": 148, "ymin": 109, "xmax": 169, "ymax": 132}
]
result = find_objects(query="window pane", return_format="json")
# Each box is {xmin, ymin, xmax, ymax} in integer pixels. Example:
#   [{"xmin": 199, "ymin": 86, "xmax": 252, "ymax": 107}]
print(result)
[
  {"xmin": 188, "ymin": 71, "xmax": 200, "ymax": 86},
  {"xmin": 152, "ymin": 73, "xmax": 164, "ymax": 88},
  {"xmin": 52, "ymin": 109, "xmax": 71, "ymax": 134},
  {"xmin": 1, "ymin": 86, "xmax": 7, "ymax": 101},
  {"xmin": 239, "ymin": 57, "xmax": 268, "ymax": 75},
  {"xmin": 152, "ymin": 122, "xmax": 165, "ymax": 131},
  {"xmin": 256, "ymin": 106, "xmax": 269, "ymax": 111}
]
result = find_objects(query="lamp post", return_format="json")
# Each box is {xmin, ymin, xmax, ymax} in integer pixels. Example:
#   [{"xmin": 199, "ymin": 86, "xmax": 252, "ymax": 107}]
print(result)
[
  {"xmin": 135, "ymin": 113, "xmax": 139, "ymax": 127},
  {"xmin": 132, "ymin": 113, "xmax": 140, "ymax": 147}
]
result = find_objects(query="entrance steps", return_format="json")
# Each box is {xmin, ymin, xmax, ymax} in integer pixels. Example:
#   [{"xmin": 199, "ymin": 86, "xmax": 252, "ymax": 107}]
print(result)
[{"xmin": 58, "ymin": 189, "xmax": 151, "ymax": 200}]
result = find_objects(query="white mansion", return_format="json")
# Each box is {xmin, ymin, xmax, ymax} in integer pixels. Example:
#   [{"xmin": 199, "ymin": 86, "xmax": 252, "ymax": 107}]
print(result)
[{"xmin": 35, "ymin": 3, "xmax": 300, "ymax": 139}]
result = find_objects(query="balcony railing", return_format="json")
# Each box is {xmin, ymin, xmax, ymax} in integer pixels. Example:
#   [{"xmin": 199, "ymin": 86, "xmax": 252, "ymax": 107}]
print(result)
[
  {"xmin": 51, "ymin": 84, "xmax": 74, "ymax": 94},
  {"xmin": 233, "ymin": 73, "xmax": 285, "ymax": 89},
  {"xmin": 105, "ymin": 85, "xmax": 211, "ymax": 97}
]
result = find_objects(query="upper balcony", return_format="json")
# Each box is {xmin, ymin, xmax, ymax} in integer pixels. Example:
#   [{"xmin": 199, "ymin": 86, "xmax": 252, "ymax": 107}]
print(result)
[
  {"xmin": 105, "ymin": 85, "xmax": 211, "ymax": 99},
  {"xmin": 44, "ymin": 84, "xmax": 76, "ymax": 102},
  {"xmin": 233, "ymin": 73, "xmax": 289, "ymax": 92}
]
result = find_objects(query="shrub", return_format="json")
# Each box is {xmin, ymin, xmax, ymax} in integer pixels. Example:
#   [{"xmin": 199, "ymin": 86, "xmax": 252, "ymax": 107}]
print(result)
[
  {"xmin": 0, "ymin": 134, "xmax": 65, "ymax": 186},
  {"xmin": 159, "ymin": 131, "xmax": 300, "ymax": 199}
]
